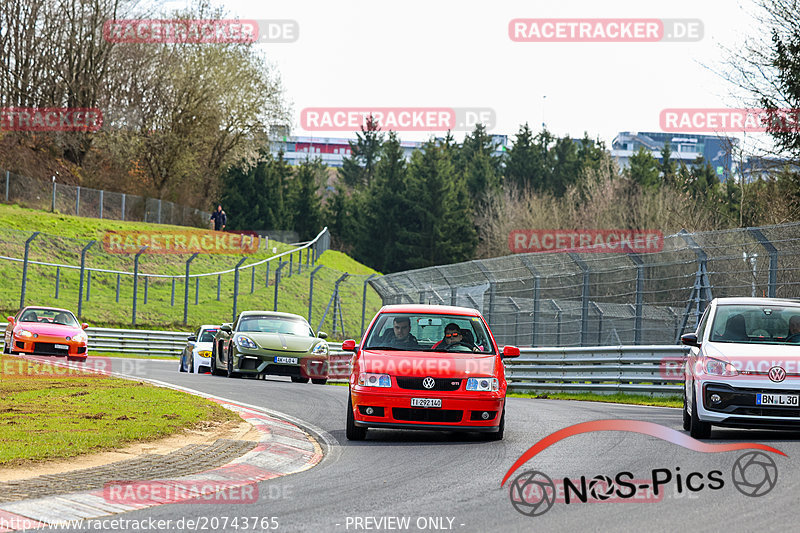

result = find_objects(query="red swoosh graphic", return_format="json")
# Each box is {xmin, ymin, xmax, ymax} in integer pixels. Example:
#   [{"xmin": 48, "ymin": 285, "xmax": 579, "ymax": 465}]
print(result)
[{"xmin": 501, "ymin": 419, "xmax": 786, "ymax": 487}]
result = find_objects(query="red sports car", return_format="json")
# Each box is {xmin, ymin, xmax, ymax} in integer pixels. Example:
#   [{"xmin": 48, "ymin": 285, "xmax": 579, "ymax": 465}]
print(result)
[
  {"xmin": 343, "ymin": 304, "xmax": 519, "ymax": 441},
  {"xmin": 4, "ymin": 306, "xmax": 89, "ymax": 360}
]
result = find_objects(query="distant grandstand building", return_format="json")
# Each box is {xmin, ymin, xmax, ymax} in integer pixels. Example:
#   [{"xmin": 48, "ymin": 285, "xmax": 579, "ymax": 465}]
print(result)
[{"xmin": 611, "ymin": 131, "xmax": 738, "ymax": 182}]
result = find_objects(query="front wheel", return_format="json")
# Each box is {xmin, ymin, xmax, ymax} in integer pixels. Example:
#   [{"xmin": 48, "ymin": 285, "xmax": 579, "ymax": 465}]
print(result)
[
  {"xmin": 689, "ymin": 385, "xmax": 711, "ymax": 439},
  {"xmin": 346, "ymin": 395, "xmax": 367, "ymax": 441},
  {"xmin": 179, "ymin": 354, "xmax": 187, "ymax": 372},
  {"xmin": 226, "ymin": 349, "xmax": 239, "ymax": 378},
  {"xmin": 210, "ymin": 347, "xmax": 224, "ymax": 376}
]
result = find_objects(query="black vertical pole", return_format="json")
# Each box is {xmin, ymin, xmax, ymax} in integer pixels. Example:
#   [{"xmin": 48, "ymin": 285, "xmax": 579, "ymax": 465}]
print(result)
[{"xmin": 76, "ymin": 239, "xmax": 94, "ymax": 317}]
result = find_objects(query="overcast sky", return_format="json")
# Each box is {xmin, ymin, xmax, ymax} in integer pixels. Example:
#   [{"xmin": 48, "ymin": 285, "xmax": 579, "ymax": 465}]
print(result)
[{"xmin": 164, "ymin": 0, "xmax": 762, "ymax": 146}]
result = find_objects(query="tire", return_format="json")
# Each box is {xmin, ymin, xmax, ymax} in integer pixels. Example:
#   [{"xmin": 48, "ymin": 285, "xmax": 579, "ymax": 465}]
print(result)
[
  {"xmin": 312, "ymin": 378, "xmax": 327, "ymax": 385},
  {"xmin": 291, "ymin": 377, "xmax": 310, "ymax": 383},
  {"xmin": 210, "ymin": 346, "xmax": 224, "ymax": 376},
  {"xmin": 484, "ymin": 408, "xmax": 505, "ymax": 441},
  {"xmin": 682, "ymin": 386, "xmax": 691, "ymax": 431},
  {"xmin": 689, "ymin": 385, "xmax": 711, "ymax": 439},
  {"xmin": 179, "ymin": 354, "xmax": 187, "ymax": 372},
  {"xmin": 226, "ymin": 348, "xmax": 239, "ymax": 378},
  {"xmin": 346, "ymin": 395, "xmax": 367, "ymax": 441},
  {"xmin": 188, "ymin": 357, "xmax": 194, "ymax": 373}
]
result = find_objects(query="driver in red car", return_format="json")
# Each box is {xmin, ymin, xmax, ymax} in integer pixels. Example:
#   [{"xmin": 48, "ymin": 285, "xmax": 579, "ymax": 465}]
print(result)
[{"xmin": 433, "ymin": 323, "xmax": 478, "ymax": 351}]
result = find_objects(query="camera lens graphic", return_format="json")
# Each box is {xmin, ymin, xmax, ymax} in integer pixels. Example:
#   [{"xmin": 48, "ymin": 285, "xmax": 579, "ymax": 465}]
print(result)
[
  {"xmin": 508, "ymin": 470, "xmax": 556, "ymax": 517},
  {"xmin": 731, "ymin": 451, "xmax": 778, "ymax": 497}
]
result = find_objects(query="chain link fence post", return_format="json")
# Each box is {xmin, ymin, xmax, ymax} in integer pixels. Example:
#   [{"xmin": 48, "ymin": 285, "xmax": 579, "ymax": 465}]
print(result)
[
  {"xmin": 132, "ymin": 246, "xmax": 147, "ymax": 326},
  {"xmin": 76, "ymin": 239, "xmax": 93, "ymax": 317},
  {"xmin": 273, "ymin": 261, "xmax": 286, "ymax": 311},
  {"xmin": 361, "ymin": 274, "xmax": 377, "ymax": 337},
  {"xmin": 309, "ymin": 264, "xmax": 323, "ymax": 323},
  {"xmin": 233, "ymin": 257, "xmax": 247, "ymax": 321},
  {"xmin": 184, "ymin": 253, "xmax": 199, "ymax": 325},
  {"xmin": 19, "ymin": 232, "xmax": 40, "ymax": 309}
]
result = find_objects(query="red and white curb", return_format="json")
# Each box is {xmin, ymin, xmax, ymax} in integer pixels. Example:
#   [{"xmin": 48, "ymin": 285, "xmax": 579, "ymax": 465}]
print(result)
[{"xmin": 0, "ymin": 360, "xmax": 328, "ymax": 531}]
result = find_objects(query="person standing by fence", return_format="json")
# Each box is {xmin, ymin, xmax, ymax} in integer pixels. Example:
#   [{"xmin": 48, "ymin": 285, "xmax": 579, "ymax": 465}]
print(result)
[{"xmin": 210, "ymin": 205, "xmax": 227, "ymax": 231}]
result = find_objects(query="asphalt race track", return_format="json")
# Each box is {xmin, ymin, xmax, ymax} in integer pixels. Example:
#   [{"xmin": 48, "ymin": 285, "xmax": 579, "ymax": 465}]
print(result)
[{"xmin": 40, "ymin": 358, "xmax": 800, "ymax": 532}]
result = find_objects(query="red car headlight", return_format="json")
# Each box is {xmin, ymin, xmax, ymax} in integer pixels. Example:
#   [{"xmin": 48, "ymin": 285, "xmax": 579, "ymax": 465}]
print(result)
[{"xmin": 466, "ymin": 377, "xmax": 499, "ymax": 391}]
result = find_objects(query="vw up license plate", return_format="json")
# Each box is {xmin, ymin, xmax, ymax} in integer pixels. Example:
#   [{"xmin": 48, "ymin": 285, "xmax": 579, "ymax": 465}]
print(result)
[
  {"xmin": 756, "ymin": 393, "xmax": 799, "ymax": 406},
  {"xmin": 274, "ymin": 356, "xmax": 298, "ymax": 364},
  {"xmin": 411, "ymin": 398, "xmax": 442, "ymax": 408}
]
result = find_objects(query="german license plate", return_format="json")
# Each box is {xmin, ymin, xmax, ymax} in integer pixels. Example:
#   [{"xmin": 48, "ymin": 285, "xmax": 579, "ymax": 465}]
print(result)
[
  {"xmin": 54, "ymin": 344, "xmax": 69, "ymax": 350},
  {"xmin": 411, "ymin": 398, "xmax": 442, "ymax": 408},
  {"xmin": 274, "ymin": 356, "xmax": 298, "ymax": 364},
  {"xmin": 756, "ymin": 393, "xmax": 799, "ymax": 406}
]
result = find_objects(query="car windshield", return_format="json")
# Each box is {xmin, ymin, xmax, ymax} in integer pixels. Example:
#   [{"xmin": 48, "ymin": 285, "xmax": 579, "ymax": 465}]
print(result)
[
  {"xmin": 198, "ymin": 329, "xmax": 219, "ymax": 342},
  {"xmin": 709, "ymin": 304, "xmax": 800, "ymax": 345},
  {"xmin": 237, "ymin": 316, "xmax": 314, "ymax": 337},
  {"xmin": 363, "ymin": 313, "xmax": 495, "ymax": 354},
  {"xmin": 19, "ymin": 308, "xmax": 79, "ymax": 326}
]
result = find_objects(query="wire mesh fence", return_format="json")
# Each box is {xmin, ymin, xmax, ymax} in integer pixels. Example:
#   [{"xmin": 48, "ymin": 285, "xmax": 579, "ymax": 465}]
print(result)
[
  {"xmin": 2, "ymin": 168, "xmax": 209, "ymax": 227},
  {"xmin": 369, "ymin": 223, "xmax": 800, "ymax": 348},
  {"xmin": 0, "ymin": 226, "xmax": 379, "ymax": 338}
]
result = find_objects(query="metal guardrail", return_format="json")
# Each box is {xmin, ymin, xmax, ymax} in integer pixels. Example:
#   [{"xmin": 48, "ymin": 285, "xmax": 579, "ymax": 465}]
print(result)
[
  {"xmin": 0, "ymin": 322, "xmax": 687, "ymax": 395},
  {"xmin": 505, "ymin": 345, "xmax": 687, "ymax": 396}
]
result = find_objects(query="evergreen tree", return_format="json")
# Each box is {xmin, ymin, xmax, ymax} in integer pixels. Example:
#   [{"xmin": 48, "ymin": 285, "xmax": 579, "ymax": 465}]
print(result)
[
  {"xmin": 550, "ymin": 136, "xmax": 581, "ymax": 196},
  {"xmin": 396, "ymin": 140, "xmax": 477, "ymax": 270},
  {"xmin": 338, "ymin": 115, "xmax": 384, "ymax": 189},
  {"xmin": 289, "ymin": 158, "xmax": 325, "ymax": 240},
  {"xmin": 505, "ymin": 123, "xmax": 540, "ymax": 190},
  {"xmin": 627, "ymin": 147, "xmax": 661, "ymax": 189},
  {"xmin": 660, "ymin": 142, "xmax": 677, "ymax": 186},
  {"xmin": 456, "ymin": 124, "xmax": 502, "ymax": 198},
  {"xmin": 358, "ymin": 132, "xmax": 410, "ymax": 272}
]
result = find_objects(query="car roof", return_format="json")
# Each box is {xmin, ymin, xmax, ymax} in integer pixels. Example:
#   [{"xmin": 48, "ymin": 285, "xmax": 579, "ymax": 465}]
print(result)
[
  {"xmin": 20, "ymin": 306, "xmax": 75, "ymax": 314},
  {"xmin": 238, "ymin": 310, "xmax": 309, "ymax": 322},
  {"xmin": 714, "ymin": 297, "xmax": 800, "ymax": 307},
  {"xmin": 377, "ymin": 304, "xmax": 483, "ymax": 317}
]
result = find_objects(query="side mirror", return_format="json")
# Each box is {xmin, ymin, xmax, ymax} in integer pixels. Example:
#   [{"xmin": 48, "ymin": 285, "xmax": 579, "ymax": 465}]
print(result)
[
  {"xmin": 342, "ymin": 339, "xmax": 356, "ymax": 351},
  {"xmin": 6, "ymin": 316, "xmax": 14, "ymax": 324},
  {"xmin": 317, "ymin": 331, "xmax": 328, "ymax": 340},
  {"xmin": 502, "ymin": 345, "xmax": 521, "ymax": 358},
  {"xmin": 681, "ymin": 333, "xmax": 700, "ymax": 347},
  {"xmin": 187, "ymin": 335, "xmax": 197, "ymax": 342},
  {"xmin": 221, "ymin": 324, "xmax": 232, "ymax": 333},
  {"xmin": 81, "ymin": 323, "xmax": 89, "ymax": 330}
]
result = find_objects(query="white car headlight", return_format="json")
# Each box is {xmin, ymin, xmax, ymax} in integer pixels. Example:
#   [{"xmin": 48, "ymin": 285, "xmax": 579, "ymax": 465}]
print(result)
[
  {"xmin": 72, "ymin": 332, "xmax": 88, "ymax": 343},
  {"xmin": 17, "ymin": 329, "xmax": 34, "ymax": 338},
  {"xmin": 358, "ymin": 373, "xmax": 391, "ymax": 387},
  {"xmin": 466, "ymin": 377, "xmax": 499, "ymax": 391},
  {"xmin": 236, "ymin": 336, "xmax": 258, "ymax": 349},
  {"xmin": 312, "ymin": 342, "xmax": 328, "ymax": 356},
  {"xmin": 704, "ymin": 357, "xmax": 738, "ymax": 376}
]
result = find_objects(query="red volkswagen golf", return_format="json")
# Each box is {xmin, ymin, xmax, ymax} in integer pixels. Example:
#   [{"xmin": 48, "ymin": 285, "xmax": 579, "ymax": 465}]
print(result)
[
  {"xmin": 4, "ymin": 306, "xmax": 89, "ymax": 360},
  {"xmin": 343, "ymin": 304, "xmax": 519, "ymax": 441}
]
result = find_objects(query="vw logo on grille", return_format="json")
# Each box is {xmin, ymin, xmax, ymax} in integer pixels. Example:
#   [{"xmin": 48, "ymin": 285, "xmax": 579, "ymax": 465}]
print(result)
[
  {"xmin": 768, "ymin": 366, "xmax": 786, "ymax": 382},
  {"xmin": 422, "ymin": 377, "xmax": 436, "ymax": 389}
]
